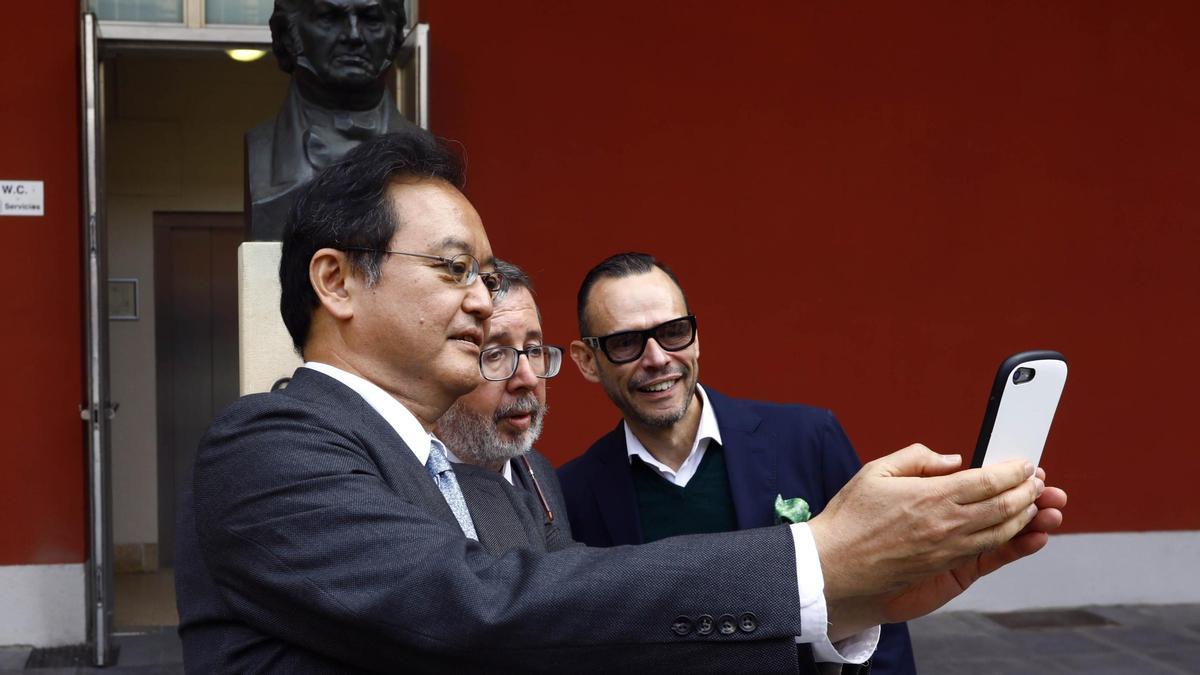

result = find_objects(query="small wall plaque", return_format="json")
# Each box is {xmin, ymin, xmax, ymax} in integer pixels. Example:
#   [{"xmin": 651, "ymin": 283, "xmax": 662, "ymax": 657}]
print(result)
[
  {"xmin": 109, "ymin": 278, "xmax": 139, "ymax": 320},
  {"xmin": 0, "ymin": 180, "xmax": 44, "ymax": 216}
]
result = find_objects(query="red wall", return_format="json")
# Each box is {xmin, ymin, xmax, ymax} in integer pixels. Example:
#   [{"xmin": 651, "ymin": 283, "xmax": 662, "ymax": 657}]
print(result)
[
  {"xmin": 425, "ymin": 2, "xmax": 1200, "ymax": 534},
  {"xmin": 0, "ymin": 5, "xmax": 86, "ymax": 564}
]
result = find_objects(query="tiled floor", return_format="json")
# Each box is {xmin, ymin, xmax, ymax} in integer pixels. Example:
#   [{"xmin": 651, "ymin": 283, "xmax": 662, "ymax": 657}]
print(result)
[
  {"xmin": 2, "ymin": 604, "xmax": 1198, "ymax": 672},
  {"xmin": 113, "ymin": 571, "xmax": 178, "ymax": 629}
]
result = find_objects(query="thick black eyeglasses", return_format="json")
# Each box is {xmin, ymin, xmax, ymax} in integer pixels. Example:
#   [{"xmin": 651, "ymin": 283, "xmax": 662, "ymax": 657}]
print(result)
[
  {"xmin": 341, "ymin": 247, "xmax": 507, "ymax": 295},
  {"xmin": 582, "ymin": 315, "xmax": 697, "ymax": 365},
  {"xmin": 479, "ymin": 345, "xmax": 564, "ymax": 382}
]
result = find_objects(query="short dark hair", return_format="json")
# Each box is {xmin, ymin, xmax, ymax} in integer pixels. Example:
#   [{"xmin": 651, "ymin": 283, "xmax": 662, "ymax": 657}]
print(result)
[
  {"xmin": 269, "ymin": 0, "xmax": 407, "ymax": 74},
  {"xmin": 279, "ymin": 131, "xmax": 465, "ymax": 353},
  {"xmin": 493, "ymin": 258, "xmax": 533, "ymax": 300},
  {"xmin": 576, "ymin": 252, "xmax": 689, "ymax": 336},
  {"xmin": 493, "ymin": 258, "xmax": 545, "ymax": 326}
]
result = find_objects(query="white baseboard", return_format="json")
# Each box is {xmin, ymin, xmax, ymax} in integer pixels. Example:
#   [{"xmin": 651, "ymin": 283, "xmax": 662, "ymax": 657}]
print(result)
[
  {"xmin": 0, "ymin": 564, "xmax": 86, "ymax": 647},
  {"xmin": 938, "ymin": 530, "xmax": 1200, "ymax": 613}
]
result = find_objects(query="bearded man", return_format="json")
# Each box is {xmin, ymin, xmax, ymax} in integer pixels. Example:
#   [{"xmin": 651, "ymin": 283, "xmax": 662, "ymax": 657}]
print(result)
[{"xmin": 437, "ymin": 259, "xmax": 574, "ymax": 549}]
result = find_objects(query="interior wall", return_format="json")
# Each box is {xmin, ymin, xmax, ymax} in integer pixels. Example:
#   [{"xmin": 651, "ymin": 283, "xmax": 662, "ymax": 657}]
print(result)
[
  {"xmin": 0, "ymin": 1, "xmax": 84, "ymax": 565},
  {"xmin": 105, "ymin": 51, "xmax": 285, "ymax": 548},
  {"xmin": 423, "ymin": 1, "xmax": 1200, "ymax": 535}
]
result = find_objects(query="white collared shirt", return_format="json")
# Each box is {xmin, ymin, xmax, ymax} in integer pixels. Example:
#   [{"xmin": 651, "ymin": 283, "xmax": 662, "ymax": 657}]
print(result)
[
  {"xmin": 623, "ymin": 384, "xmax": 722, "ymax": 487},
  {"xmin": 623, "ymin": 384, "xmax": 878, "ymax": 664}
]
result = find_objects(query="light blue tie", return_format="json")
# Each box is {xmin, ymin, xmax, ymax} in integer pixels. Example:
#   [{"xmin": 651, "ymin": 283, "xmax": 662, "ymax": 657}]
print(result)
[{"xmin": 425, "ymin": 439, "xmax": 478, "ymax": 540}]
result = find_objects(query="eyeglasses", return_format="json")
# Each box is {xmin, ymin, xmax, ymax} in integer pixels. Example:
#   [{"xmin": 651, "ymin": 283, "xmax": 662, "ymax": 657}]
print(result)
[
  {"xmin": 479, "ymin": 344, "xmax": 564, "ymax": 382},
  {"xmin": 582, "ymin": 315, "xmax": 697, "ymax": 365},
  {"xmin": 342, "ymin": 247, "xmax": 507, "ymax": 295}
]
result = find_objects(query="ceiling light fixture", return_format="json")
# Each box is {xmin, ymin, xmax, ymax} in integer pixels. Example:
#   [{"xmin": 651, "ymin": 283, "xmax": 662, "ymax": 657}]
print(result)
[{"xmin": 225, "ymin": 48, "xmax": 267, "ymax": 63}]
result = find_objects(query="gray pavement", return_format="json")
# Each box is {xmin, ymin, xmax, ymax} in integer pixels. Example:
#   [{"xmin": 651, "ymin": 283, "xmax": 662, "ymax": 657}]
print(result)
[
  {"xmin": 909, "ymin": 604, "xmax": 1200, "ymax": 674},
  {"xmin": 1, "ymin": 604, "xmax": 1197, "ymax": 672}
]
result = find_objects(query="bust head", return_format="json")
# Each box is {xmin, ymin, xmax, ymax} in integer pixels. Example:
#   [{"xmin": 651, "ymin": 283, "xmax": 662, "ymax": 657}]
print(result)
[{"xmin": 270, "ymin": 0, "xmax": 407, "ymax": 93}]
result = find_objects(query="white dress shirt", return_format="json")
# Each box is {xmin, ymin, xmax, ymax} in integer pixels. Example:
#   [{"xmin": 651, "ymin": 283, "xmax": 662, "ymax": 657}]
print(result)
[{"xmin": 624, "ymin": 385, "xmax": 879, "ymax": 664}]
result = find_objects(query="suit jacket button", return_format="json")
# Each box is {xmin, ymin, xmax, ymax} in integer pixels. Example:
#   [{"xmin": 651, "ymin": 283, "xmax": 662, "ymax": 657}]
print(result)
[
  {"xmin": 696, "ymin": 614, "xmax": 715, "ymax": 636},
  {"xmin": 718, "ymin": 614, "xmax": 737, "ymax": 635},
  {"xmin": 739, "ymin": 612, "xmax": 758, "ymax": 633},
  {"xmin": 671, "ymin": 616, "xmax": 693, "ymax": 636}
]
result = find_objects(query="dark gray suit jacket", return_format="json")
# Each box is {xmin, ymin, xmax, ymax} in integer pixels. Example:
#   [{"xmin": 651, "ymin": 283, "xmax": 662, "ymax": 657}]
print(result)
[
  {"xmin": 514, "ymin": 449, "xmax": 572, "ymax": 537},
  {"xmin": 176, "ymin": 368, "xmax": 813, "ymax": 673},
  {"xmin": 453, "ymin": 461, "xmax": 576, "ymax": 556}
]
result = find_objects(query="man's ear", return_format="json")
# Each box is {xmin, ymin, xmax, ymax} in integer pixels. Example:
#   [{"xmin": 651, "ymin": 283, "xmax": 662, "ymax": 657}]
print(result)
[
  {"xmin": 309, "ymin": 248, "xmax": 356, "ymax": 321},
  {"xmin": 569, "ymin": 340, "xmax": 601, "ymax": 383}
]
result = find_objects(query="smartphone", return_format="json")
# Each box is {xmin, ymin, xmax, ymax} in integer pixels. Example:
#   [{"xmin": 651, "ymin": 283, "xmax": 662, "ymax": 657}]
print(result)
[{"xmin": 971, "ymin": 350, "xmax": 1068, "ymax": 469}]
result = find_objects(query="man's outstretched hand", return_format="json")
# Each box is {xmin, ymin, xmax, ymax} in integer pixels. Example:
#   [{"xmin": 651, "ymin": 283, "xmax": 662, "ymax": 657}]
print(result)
[
  {"xmin": 807, "ymin": 444, "xmax": 1067, "ymax": 638},
  {"xmin": 880, "ymin": 464, "xmax": 1067, "ymax": 624}
]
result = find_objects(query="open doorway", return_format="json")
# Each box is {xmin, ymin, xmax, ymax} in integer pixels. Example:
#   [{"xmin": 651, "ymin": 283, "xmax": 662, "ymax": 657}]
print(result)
[{"xmin": 102, "ymin": 47, "xmax": 284, "ymax": 629}]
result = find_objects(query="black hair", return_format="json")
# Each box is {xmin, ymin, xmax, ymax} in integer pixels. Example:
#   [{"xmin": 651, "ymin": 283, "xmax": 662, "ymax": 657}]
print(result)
[
  {"xmin": 576, "ymin": 252, "xmax": 689, "ymax": 336},
  {"xmin": 279, "ymin": 131, "xmax": 465, "ymax": 353}
]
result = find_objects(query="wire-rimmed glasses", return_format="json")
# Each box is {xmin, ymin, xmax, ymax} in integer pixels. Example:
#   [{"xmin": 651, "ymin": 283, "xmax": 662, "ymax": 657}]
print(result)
[{"xmin": 341, "ymin": 247, "xmax": 507, "ymax": 295}]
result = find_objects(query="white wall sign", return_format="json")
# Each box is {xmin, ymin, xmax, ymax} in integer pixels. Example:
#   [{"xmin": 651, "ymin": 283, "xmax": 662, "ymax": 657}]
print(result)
[{"xmin": 0, "ymin": 180, "xmax": 45, "ymax": 216}]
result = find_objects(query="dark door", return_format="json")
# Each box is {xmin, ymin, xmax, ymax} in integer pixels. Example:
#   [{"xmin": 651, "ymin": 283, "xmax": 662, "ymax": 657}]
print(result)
[{"xmin": 154, "ymin": 212, "xmax": 243, "ymax": 566}]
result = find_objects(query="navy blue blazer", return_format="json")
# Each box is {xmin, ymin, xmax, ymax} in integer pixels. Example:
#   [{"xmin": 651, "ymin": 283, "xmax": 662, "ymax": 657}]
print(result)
[{"xmin": 558, "ymin": 387, "xmax": 917, "ymax": 675}]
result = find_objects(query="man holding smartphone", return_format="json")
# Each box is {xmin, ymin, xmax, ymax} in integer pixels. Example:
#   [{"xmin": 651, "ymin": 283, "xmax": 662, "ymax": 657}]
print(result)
[{"xmin": 178, "ymin": 133, "xmax": 1066, "ymax": 673}]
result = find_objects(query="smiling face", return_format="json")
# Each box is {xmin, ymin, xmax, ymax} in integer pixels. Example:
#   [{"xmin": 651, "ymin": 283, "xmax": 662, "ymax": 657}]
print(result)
[
  {"xmin": 436, "ymin": 286, "xmax": 549, "ymax": 470},
  {"xmin": 295, "ymin": 0, "xmax": 398, "ymax": 88},
  {"xmin": 347, "ymin": 178, "xmax": 495, "ymax": 416},
  {"xmin": 571, "ymin": 268, "xmax": 700, "ymax": 430}
]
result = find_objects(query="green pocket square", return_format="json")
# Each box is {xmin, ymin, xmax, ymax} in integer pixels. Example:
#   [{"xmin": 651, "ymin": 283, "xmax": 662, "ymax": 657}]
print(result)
[{"xmin": 773, "ymin": 494, "xmax": 811, "ymax": 524}]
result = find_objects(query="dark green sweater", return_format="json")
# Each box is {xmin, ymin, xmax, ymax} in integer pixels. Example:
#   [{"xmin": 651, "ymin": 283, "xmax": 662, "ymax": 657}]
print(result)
[{"xmin": 631, "ymin": 443, "xmax": 738, "ymax": 542}]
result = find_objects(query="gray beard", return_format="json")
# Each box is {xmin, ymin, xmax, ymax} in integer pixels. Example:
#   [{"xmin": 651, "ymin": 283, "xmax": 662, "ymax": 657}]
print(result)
[{"xmin": 437, "ymin": 395, "xmax": 546, "ymax": 470}]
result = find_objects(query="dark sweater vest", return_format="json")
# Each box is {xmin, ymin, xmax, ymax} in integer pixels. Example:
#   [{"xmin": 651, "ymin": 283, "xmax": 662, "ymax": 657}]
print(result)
[{"xmin": 630, "ymin": 442, "xmax": 738, "ymax": 542}]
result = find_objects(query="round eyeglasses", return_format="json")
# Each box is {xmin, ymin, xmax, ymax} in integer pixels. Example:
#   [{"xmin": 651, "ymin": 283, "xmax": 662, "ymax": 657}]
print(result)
[
  {"xmin": 479, "ymin": 344, "xmax": 564, "ymax": 382},
  {"xmin": 342, "ymin": 247, "xmax": 507, "ymax": 295},
  {"xmin": 581, "ymin": 315, "xmax": 697, "ymax": 364}
]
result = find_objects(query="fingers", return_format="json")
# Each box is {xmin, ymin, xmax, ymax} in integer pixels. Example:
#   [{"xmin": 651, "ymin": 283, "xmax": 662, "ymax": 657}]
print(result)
[
  {"xmin": 976, "ymin": 531, "xmax": 1050, "ymax": 578},
  {"xmin": 948, "ymin": 459, "xmax": 1035, "ymax": 505},
  {"xmin": 1036, "ymin": 486, "xmax": 1068, "ymax": 510},
  {"xmin": 1021, "ymin": 507, "xmax": 1063, "ymax": 535},
  {"xmin": 872, "ymin": 443, "xmax": 963, "ymax": 478},
  {"xmin": 964, "ymin": 496, "xmax": 1039, "ymax": 556},
  {"xmin": 959, "ymin": 473, "xmax": 1042, "ymax": 536}
]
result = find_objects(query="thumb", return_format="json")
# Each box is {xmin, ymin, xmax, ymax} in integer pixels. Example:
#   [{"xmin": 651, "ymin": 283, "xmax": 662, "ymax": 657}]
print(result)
[{"xmin": 872, "ymin": 443, "xmax": 962, "ymax": 478}]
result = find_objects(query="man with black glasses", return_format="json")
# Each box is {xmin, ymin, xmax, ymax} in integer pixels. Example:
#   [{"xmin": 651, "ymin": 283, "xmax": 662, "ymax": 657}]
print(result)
[
  {"xmin": 437, "ymin": 258, "xmax": 575, "ymax": 553},
  {"xmin": 560, "ymin": 252, "xmax": 917, "ymax": 673}
]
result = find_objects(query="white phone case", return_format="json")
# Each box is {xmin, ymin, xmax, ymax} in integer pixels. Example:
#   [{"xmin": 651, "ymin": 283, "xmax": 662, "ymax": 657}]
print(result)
[{"xmin": 973, "ymin": 351, "xmax": 1068, "ymax": 469}]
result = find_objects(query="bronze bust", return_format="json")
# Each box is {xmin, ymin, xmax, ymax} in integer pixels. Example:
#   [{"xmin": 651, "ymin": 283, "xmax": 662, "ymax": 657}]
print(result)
[{"xmin": 246, "ymin": 0, "xmax": 420, "ymax": 240}]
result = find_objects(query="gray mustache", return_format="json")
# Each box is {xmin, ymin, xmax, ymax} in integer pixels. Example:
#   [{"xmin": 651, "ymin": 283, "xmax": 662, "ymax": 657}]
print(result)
[{"xmin": 494, "ymin": 396, "xmax": 542, "ymax": 421}]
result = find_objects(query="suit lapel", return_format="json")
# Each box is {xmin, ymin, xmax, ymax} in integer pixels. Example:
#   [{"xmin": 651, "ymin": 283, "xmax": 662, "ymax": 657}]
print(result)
[
  {"xmin": 454, "ymin": 463, "xmax": 538, "ymax": 555},
  {"xmin": 708, "ymin": 389, "xmax": 778, "ymax": 530},
  {"xmin": 284, "ymin": 368, "xmax": 462, "ymax": 532},
  {"xmin": 589, "ymin": 422, "xmax": 643, "ymax": 545}
]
